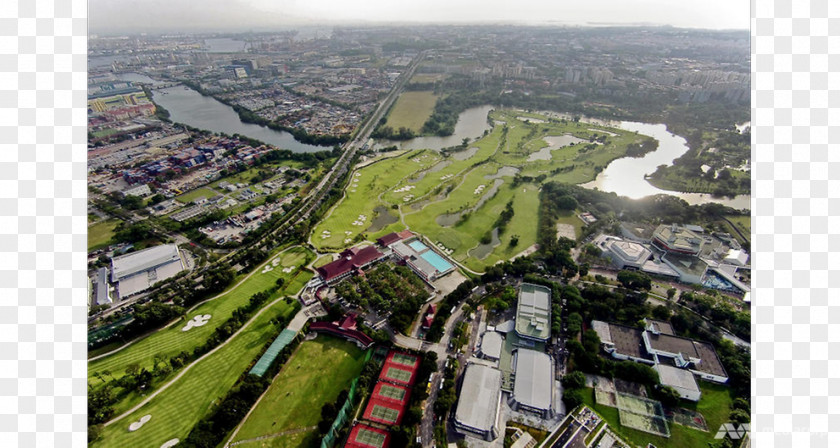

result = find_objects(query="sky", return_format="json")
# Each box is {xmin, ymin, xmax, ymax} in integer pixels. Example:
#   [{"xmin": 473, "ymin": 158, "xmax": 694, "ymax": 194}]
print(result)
[{"xmin": 89, "ymin": 0, "xmax": 750, "ymax": 35}]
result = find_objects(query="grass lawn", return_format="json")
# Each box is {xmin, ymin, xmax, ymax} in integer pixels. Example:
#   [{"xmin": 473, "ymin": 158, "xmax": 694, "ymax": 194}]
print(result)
[
  {"xmin": 234, "ymin": 431, "xmax": 314, "ymax": 448},
  {"xmin": 409, "ymin": 73, "xmax": 448, "ymax": 84},
  {"xmin": 555, "ymin": 210, "xmax": 585, "ymax": 240},
  {"xmin": 315, "ymin": 109, "xmax": 649, "ymax": 272},
  {"xmin": 384, "ymin": 91, "xmax": 439, "ymax": 133},
  {"xmin": 88, "ymin": 246, "xmax": 314, "ymax": 414},
  {"xmin": 232, "ymin": 336, "xmax": 368, "ymax": 444},
  {"xmin": 724, "ymin": 215, "xmax": 751, "ymax": 243},
  {"xmin": 90, "ymin": 277, "xmax": 307, "ymax": 448},
  {"xmin": 175, "ymin": 187, "xmax": 219, "ymax": 204},
  {"xmin": 581, "ymin": 382, "xmax": 733, "ymax": 448},
  {"xmin": 88, "ymin": 219, "xmax": 120, "ymax": 251},
  {"xmin": 311, "ymin": 149, "xmax": 439, "ymax": 251}
]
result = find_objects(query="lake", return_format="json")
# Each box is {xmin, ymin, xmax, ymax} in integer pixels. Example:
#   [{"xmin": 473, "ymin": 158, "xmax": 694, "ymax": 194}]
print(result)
[
  {"xmin": 581, "ymin": 121, "xmax": 750, "ymax": 210},
  {"xmin": 374, "ymin": 105, "xmax": 494, "ymax": 150}
]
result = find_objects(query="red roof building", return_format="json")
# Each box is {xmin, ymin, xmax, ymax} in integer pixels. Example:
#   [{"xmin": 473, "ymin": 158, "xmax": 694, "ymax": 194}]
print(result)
[
  {"xmin": 376, "ymin": 230, "xmax": 414, "ymax": 248},
  {"xmin": 310, "ymin": 313, "xmax": 374, "ymax": 349},
  {"xmin": 422, "ymin": 315, "xmax": 434, "ymax": 329},
  {"xmin": 316, "ymin": 245, "xmax": 386, "ymax": 284}
]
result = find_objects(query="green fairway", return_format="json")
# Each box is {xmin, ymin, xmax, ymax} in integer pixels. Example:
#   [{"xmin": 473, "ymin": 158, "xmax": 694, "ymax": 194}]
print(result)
[
  {"xmin": 384, "ymin": 91, "xmax": 439, "ymax": 133},
  {"xmin": 90, "ymin": 274, "xmax": 310, "ymax": 448},
  {"xmin": 174, "ymin": 187, "xmax": 218, "ymax": 204},
  {"xmin": 88, "ymin": 219, "xmax": 120, "ymax": 251},
  {"xmin": 232, "ymin": 336, "xmax": 367, "ymax": 444},
  {"xmin": 316, "ymin": 109, "xmax": 652, "ymax": 271},
  {"xmin": 88, "ymin": 246, "xmax": 313, "ymax": 414},
  {"xmin": 311, "ymin": 150, "xmax": 440, "ymax": 251},
  {"xmin": 581, "ymin": 382, "xmax": 733, "ymax": 448}
]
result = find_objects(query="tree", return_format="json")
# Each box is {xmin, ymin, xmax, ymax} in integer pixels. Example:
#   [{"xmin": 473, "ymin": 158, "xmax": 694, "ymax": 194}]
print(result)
[
  {"xmin": 562, "ymin": 371, "xmax": 586, "ymax": 389},
  {"xmin": 656, "ymin": 385, "xmax": 681, "ymax": 407},
  {"xmin": 563, "ymin": 388, "xmax": 585, "ymax": 409}
]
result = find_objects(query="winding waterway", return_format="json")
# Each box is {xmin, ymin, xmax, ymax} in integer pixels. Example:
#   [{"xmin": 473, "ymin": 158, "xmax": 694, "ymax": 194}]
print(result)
[
  {"xmin": 580, "ymin": 121, "xmax": 750, "ymax": 210},
  {"xmin": 148, "ymin": 85, "xmax": 325, "ymax": 153}
]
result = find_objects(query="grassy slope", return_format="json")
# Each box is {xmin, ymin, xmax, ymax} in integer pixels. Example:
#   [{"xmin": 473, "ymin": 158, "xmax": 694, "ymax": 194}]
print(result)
[
  {"xmin": 581, "ymin": 382, "xmax": 733, "ymax": 448},
  {"xmin": 313, "ymin": 110, "xmax": 651, "ymax": 272},
  {"xmin": 311, "ymin": 150, "xmax": 439, "ymax": 251},
  {"xmin": 88, "ymin": 247, "xmax": 313, "ymax": 414},
  {"xmin": 91, "ymin": 274, "xmax": 310, "ymax": 448},
  {"xmin": 88, "ymin": 219, "xmax": 120, "ymax": 251},
  {"xmin": 232, "ymin": 337, "xmax": 367, "ymax": 443},
  {"xmin": 384, "ymin": 91, "xmax": 439, "ymax": 133}
]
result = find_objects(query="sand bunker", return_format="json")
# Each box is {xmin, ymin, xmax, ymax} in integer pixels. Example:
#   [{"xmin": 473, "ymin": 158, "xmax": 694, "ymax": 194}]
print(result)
[
  {"xmin": 128, "ymin": 414, "xmax": 152, "ymax": 432},
  {"xmin": 181, "ymin": 315, "xmax": 211, "ymax": 332},
  {"xmin": 282, "ymin": 266, "xmax": 294, "ymax": 273},
  {"xmin": 352, "ymin": 214, "xmax": 367, "ymax": 226},
  {"xmin": 160, "ymin": 439, "xmax": 179, "ymax": 448}
]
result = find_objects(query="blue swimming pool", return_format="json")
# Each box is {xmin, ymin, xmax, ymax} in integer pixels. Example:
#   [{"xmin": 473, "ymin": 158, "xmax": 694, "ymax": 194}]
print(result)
[
  {"xmin": 421, "ymin": 251, "xmax": 454, "ymax": 273},
  {"xmin": 409, "ymin": 240, "xmax": 429, "ymax": 253}
]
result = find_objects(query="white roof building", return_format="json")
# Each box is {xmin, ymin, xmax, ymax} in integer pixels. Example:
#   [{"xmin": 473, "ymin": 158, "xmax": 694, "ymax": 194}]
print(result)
[
  {"xmin": 111, "ymin": 244, "xmax": 184, "ymax": 299},
  {"xmin": 454, "ymin": 364, "xmax": 503, "ymax": 441},
  {"xmin": 511, "ymin": 348, "xmax": 554, "ymax": 417},
  {"xmin": 122, "ymin": 184, "xmax": 152, "ymax": 198},
  {"xmin": 480, "ymin": 331, "xmax": 503, "ymax": 361},
  {"xmin": 655, "ymin": 364, "xmax": 702, "ymax": 402},
  {"xmin": 594, "ymin": 234, "xmax": 652, "ymax": 269}
]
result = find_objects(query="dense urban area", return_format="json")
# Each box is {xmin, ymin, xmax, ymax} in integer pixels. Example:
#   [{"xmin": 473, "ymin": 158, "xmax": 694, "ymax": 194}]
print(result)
[{"xmin": 87, "ymin": 25, "xmax": 751, "ymax": 448}]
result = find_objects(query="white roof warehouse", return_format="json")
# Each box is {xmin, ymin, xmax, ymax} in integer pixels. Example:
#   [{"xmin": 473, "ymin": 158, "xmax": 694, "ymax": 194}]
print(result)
[{"xmin": 111, "ymin": 244, "xmax": 184, "ymax": 299}]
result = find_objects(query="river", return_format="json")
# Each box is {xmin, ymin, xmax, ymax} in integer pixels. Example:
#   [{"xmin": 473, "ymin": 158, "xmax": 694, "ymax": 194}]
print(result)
[{"xmin": 136, "ymin": 79, "xmax": 325, "ymax": 152}]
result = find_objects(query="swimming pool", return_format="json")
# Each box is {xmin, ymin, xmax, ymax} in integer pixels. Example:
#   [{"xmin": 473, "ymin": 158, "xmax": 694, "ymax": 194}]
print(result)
[
  {"xmin": 409, "ymin": 240, "xmax": 429, "ymax": 253},
  {"xmin": 420, "ymin": 251, "xmax": 454, "ymax": 273}
]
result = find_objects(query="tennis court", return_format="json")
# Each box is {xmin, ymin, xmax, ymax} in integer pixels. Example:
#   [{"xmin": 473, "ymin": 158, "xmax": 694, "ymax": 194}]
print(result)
[
  {"xmin": 355, "ymin": 428, "xmax": 387, "ymax": 448},
  {"xmin": 618, "ymin": 409, "xmax": 671, "ymax": 438},
  {"xmin": 371, "ymin": 405, "xmax": 400, "ymax": 423},
  {"xmin": 378, "ymin": 384, "xmax": 407, "ymax": 401},
  {"xmin": 616, "ymin": 393, "xmax": 665, "ymax": 419},
  {"xmin": 595, "ymin": 388, "xmax": 617, "ymax": 407},
  {"xmin": 384, "ymin": 367, "xmax": 412, "ymax": 383},
  {"xmin": 391, "ymin": 353, "xmax": 418, "ymax": 367}
]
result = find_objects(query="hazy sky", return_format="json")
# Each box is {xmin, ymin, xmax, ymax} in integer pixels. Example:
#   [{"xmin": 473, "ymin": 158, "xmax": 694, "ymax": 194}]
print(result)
[{"xmin": 89, "ymin": 0, "xmax": 750, "ymax": 34}]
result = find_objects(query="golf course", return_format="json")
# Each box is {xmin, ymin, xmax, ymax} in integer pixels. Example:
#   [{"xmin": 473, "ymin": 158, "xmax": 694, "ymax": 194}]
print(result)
[
  {"xmin": 90, "ymin": 272, "xmax": 311, "ymax": 448},
  {"xmin": 88, "ymin": 246, "xmax": 314, "ymax": 415},
  {"xmin": 230, "ymin": 336, "xmax": 369, "ymax": 447},
  {"xmin": 312, "ymin": 109, "xmax": 655, "ymax": 271}
]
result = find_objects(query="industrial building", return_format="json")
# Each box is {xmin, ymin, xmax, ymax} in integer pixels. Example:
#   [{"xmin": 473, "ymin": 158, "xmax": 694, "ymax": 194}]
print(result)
[
  {"xmin": 593, "ymin": 234, "xmax": 652, "ymax": 269},
  {"xmin": 510, "ymin": 348, "xmax": 554, "ymax": 417},
  {"xmin": 655, "ymin": 364, "xmax": 702, "ymax": 402},
  {"xmin": 515, "ymin": 283, "xmax": 551, "ymax": 342},
  {"xmin": 454, "ymin": 363, "xmax": 503, "ymax": 441},
  {"xmin": 90, "ymin": 267, "xmax": 111, "ymax": 307},
  {"xmin": 652, "ymin": 224, "xmax": 705, "ymax": 256},
  {"xmin": 110, "ymin": 244, "xmax": 184, "ymax": 299},
  {"xmin": 592, "ymin": 319, "xmax": 729, "ymax": 384},
  {"xmin": 479, "ymin": 331, "xmax": 504, "ymax": 361}
]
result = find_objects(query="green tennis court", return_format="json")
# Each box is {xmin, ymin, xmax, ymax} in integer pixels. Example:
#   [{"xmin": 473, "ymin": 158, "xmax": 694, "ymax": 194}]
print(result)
[
  {"xmin": 392, "ymin": 353, "xmax": 416, "ymax": 367},
  {"xmin": 384, "ymin": 367, "xmax": 412, "ymax": 383},
  {"xmin": 355, "ymin": 428, "xmax": 387, "ymax": 448},
  {"xmin": 379, "ymin": 384, "xmax": 406, "ymax": 401},
  {"xmin": 371, "ymin": 405, "xmax": 400, "ymax": 423}
]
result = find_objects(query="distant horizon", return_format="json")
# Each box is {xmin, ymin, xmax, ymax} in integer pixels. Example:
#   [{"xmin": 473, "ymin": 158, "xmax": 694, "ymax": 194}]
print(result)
[
  {"xmin": 89, "ymin": 21, "xmax": 751, "ymax": 38},
  {"xmin": 89, "ymin": 0, "xmax": 750, "ymax": 36}
]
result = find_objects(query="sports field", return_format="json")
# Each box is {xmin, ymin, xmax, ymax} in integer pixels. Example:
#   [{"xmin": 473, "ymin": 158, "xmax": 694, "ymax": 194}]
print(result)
[
  {"xmin": 384, "ymin": 367, "xmax": 412, "ymax": 383},
  {"xmin": 582, "ymin": 382, "xmax": 734, "ymax": 448},
  {"xmin": 391, "ymin": 353, "xmax": 418, "ymax": 368},
  {"xmin": 378, "ymin": 384, "xmax": 407, "ymax": 401},
  {"xmin": 88, "ymin": 219, "xmax": 120, "ymax": 250},
  {"xmin": 318, "ymin": 110, "xmax": 650, "ymax": 271},
  {"xmin": 90, "ymin": 275, "xmax": 309, "ymax": 448},
  {"xmin": 231, "ymin": 336, "xmax": 368, "ymax": 444},
  {"xmin": 370, "ymin": 405, "xmax": 400, "ymax": 423},
  {"xmin": 384, "ymin": 91, "xmax": 439, "ymax": 133},
  {"xmin": 174, "ymin": 187, "xmax": 217, "ymax": 204},
  {"xmin": 88, "ymin": 246, "xmax": 313, "ymax": 415}
]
